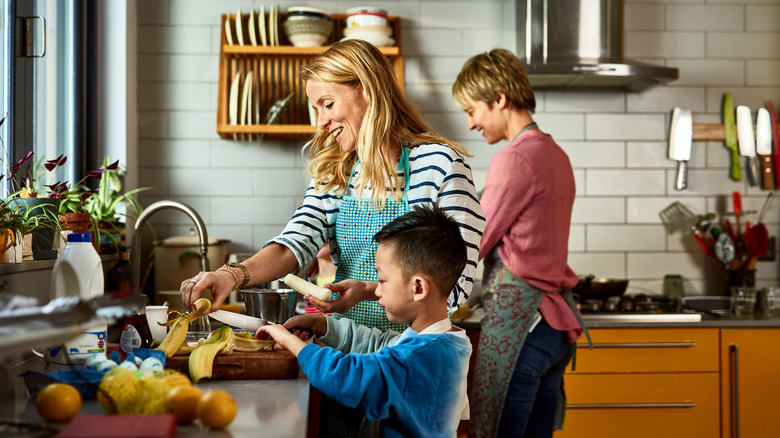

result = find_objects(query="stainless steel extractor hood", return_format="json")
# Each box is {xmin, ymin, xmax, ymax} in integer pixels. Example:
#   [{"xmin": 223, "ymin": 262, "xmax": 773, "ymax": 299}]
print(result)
[{"xmin": 517, "ymin": 0, "xmax": 678, "ymax": 92}]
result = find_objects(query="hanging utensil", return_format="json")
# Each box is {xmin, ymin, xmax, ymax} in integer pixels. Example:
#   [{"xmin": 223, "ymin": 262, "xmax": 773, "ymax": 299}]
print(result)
[
  {"xmin": 743, "ymin": 223, "xmax": 769, "ymax": 270},
  {"xmin": 757, "ymin": 191, "xmax": 776, "ymax": 224},
  {"xmin": 668, "ymin": 108, "xmax": 693, "ymax": 190},
  {"xmin": 756, "ymin": 107, "xmax": 773, "ymax": 189},
  {"xmin": 736, "ymin": 105, "xmax": 760, "ymax": 186},
  {"xmin": 768, "ymin": 100, "xmax": 780, "ymax": 188},
  {"xmin": 715, "ymin": 233, "xmax": 736, "ymax": 266},
  {"xmin": 723, "ymin": 93, "xmax": 741, "ymax": 181}
]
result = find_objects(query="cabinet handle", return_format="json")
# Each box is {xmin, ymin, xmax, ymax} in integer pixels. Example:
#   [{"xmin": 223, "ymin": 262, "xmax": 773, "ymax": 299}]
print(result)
[
  {"xmin": 577, "ymin": 342, "xmax": 695, "ymax": 349},
  {"xmin": 729, "ymin": 344, "xmax": 740, "ymax": 438},
  {"xmin": 567, "ymin": 402, "xmax": 695, "ymax": 409}
]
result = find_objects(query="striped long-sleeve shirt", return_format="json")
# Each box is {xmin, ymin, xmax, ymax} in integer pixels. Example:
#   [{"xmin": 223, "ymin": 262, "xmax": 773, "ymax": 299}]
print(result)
[{"xmin": 269, "ymin": 142, "xmax": 485, "ymax": 309}]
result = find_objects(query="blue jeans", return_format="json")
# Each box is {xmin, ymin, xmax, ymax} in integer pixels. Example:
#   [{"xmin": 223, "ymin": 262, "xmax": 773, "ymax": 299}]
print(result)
[{"xmin": 497, "ymin": 316, "xmax": 575, "ymax": 437}]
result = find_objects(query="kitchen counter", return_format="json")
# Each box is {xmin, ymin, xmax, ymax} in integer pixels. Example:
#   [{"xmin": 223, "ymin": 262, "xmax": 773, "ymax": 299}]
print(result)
[
  {"xmin": 454, "ymin": 307, "xmax": 780, "ymax": 329},
  {"xmin": 0, "ymin": 353, "xmax": 311, "ymax": 438}
]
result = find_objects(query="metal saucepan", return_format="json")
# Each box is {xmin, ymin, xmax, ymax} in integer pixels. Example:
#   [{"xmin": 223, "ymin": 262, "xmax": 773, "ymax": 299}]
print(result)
[{"xmin": 573, "ymin": 274, "xmax": 629, "ymax": 301}]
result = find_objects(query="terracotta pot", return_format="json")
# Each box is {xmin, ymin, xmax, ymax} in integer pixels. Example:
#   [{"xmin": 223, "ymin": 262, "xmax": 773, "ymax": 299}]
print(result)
[{"xmin": 59, "ymin": 212, "xmax": 92, "ymax": 233}]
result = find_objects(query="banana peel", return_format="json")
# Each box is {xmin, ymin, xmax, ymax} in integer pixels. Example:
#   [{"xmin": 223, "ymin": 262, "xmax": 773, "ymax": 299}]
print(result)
[
  {"xmin": 232, "ymin": 332, "xmax": 275, "ymax": 352},
  {"xmin": 189, "ymin": 325, "xmax": 233, "ymax": 383},
  {"xmin": 155, "ymin": 297, "xmax": 211, "ymax": 358}
]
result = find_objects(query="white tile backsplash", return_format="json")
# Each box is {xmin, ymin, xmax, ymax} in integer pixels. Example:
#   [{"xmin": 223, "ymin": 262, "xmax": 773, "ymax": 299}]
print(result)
[{"xmin": 136, "ymin": 0, "xmax": 780, "ymax": 293}]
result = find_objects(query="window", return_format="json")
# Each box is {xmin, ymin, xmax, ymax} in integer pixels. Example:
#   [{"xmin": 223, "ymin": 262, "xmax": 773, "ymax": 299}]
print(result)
[{"xmin": 1, "ymin": 0, "xmax": 98, "ymax": 197}]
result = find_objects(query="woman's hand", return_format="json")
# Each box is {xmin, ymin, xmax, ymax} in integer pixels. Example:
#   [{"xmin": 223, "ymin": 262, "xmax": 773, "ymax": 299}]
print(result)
[
  {"xmin": 180, "ymin": 271, "xmax": 235, "ymax": 313},
  {"xmin": 256, "ymin": 324, "xmax": 307, "ymax": 356},
  {"xmin": 304, "ymin": 279, "xmax": 377, "ymax": 314}
]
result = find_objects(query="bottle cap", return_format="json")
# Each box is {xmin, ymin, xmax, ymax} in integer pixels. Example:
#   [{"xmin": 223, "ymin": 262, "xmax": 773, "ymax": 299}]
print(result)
[{"xmin": 67, "ymin": 232, "xmax": 92, "ymax": 243}]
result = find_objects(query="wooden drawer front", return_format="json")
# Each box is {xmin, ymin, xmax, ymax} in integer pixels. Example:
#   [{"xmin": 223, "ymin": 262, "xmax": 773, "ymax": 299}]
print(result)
[
  {"xmin": 554, "ymin": 373, "xmax": 720, "ymax": 438},
  {"xmin": 569, "ymin": 328, "xmax": 719, "ymax": 373}
]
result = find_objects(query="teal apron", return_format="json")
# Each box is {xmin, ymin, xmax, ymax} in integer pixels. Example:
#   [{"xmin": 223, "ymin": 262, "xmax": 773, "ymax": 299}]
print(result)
[
  {"xmin": 332, "ymin": 147, "xmax": 411, "ymax": 333},
  {"xmin": 320, "ymin": 147, "xmax": 411, "ymax": 438}
]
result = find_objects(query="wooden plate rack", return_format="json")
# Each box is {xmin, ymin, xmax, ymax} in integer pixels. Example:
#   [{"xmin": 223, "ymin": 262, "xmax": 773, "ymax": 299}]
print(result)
[{"xmin": 217, "ymin": 13, "xmax": 403, "ymax": 142}]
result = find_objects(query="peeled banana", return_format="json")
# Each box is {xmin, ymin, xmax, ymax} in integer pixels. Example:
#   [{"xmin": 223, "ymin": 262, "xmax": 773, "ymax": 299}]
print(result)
[{"xmin": 284, "ymin": 273, "xmax": 332, "ymax": 301}]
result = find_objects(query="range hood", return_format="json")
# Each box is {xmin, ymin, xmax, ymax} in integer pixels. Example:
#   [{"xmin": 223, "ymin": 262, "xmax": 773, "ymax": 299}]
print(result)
[{"xmin": 516, "ymin": 0, "xmax": 678, "ymax": 92}]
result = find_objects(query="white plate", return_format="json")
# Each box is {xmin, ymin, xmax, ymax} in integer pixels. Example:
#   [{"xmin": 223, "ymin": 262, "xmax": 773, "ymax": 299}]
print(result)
[
  {"xmin": 224, "ymin": 15, "xmax": 233, "ymax": 45},
  {"xmin": 228, "ymin": 72, "xmax": 241, "ymax": 125},
  {"xmin": 236, "ymin": 9, "xmax": 244, "ymax": 46},
  {"xmin": 241, "ymin": 72, "xmax": 252, "ymax": 126},
  {"xmin": 244, "ymin": 72, "xmax": 254, "ymax": 125},
  {"xmin": 270, "ymin": 5, "xmax": 277, "ymax": 46},
  {"xmin": 248, "ymin": 10, "xmax": 257, "ymax": 46},
  {"xmin": 259, "ymin": 5, "xmax": 267, "ymax": 46}
]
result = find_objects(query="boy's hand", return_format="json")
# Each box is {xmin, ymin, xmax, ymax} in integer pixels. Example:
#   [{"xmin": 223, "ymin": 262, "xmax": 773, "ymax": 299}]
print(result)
[
  {"xmin": 282, "ymin": 314, "xmax": 327, "ymax": 337},
  {"xmin": 255, "ymin": 324, "xmax": 306, "ymax": 356},
  {"xmin": 306, "ymin": 279, "xmax": 377, "ymax": 314}
]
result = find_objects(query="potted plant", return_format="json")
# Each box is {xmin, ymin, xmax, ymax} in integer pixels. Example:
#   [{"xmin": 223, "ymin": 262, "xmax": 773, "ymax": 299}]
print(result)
[{"xmin": 83, "ymin": 156, "xmax": 152, "ymax": 253}]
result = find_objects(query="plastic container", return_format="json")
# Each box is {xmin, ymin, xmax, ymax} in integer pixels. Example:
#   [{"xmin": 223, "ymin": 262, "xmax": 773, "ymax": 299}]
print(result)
[{"xmin": 48, "ymin": 232, "xmax": 107, "ymax": 366}]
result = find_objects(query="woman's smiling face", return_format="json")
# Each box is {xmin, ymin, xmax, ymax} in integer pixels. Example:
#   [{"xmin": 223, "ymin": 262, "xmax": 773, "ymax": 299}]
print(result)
[{"xmin": 307, "ymin": 80, "xmax": 368, "ymax": 152}]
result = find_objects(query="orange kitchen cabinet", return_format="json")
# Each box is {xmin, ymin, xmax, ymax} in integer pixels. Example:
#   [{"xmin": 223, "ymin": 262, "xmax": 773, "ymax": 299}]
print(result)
[
  {"xmin": 720, "ymin": 328, "xmax": 780, "ymax": 438},
  {"xmin": 554, "ymin": 328, "xmax": 720, "ymax": 438}
]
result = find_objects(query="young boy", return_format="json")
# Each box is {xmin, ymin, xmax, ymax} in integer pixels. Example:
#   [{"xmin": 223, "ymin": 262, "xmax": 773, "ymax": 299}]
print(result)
[{"xmin": 257, "ymin": 204, "xmax": 472, "ymax": 437}]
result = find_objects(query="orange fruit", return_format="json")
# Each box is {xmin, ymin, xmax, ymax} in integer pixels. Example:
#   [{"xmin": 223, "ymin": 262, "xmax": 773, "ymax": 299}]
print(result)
[
  {"xmin": 35, "ymin": 383, "xmax": 82, "ymax": 422},
  {"xmin": 165, "ymin": 385, "xmax": 203, "ymax": 424},
  {"xmin": 197, "ymin": 389, "xmax": 237, "ymax": 429}
]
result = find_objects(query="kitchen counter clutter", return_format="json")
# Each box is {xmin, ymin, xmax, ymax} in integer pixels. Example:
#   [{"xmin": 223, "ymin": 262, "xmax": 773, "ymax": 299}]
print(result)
[{"xmin": 0, "ymin": 353, "xmax": 311, "ymax": 437}]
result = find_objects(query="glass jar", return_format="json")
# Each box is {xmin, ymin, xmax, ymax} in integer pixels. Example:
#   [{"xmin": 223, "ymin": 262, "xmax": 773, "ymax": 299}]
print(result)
[{"xmin": 724, "ymin": 269, "xmax": 755, "ymax": 295}]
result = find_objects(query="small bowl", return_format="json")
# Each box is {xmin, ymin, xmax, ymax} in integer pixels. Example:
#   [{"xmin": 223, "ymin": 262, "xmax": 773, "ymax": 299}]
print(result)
[
  {"xmin": 283, "ymin": 17, "xmax": 333, "ymax": 47},
  {"xmin": 346, "ymin": 7, "xmax": 388, "ymax": 27},
  {"xmin": 343, "ymin": 25, "xmax": 392, "ymax": 38},
  {"xmin": 287, "ymin": 6, "xmax": 331, "ymax": 21}
]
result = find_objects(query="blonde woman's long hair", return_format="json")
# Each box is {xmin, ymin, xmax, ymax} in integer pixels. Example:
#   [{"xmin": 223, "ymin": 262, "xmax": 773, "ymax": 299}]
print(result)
[{"xmin": 300, "ymin": 39, "xmax": 469, "ymax": 208}]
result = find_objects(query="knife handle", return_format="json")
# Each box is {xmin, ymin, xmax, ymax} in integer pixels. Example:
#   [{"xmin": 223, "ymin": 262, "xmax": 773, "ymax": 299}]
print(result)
[
  {"xmin": 730, "ymin": 148, "xmax": 742, "ymax": 181},
  {"xmin": 760, "ymin": 155, "xmax": 773, "ymax": 190},
  {"xmin": 675, "ymin": 160, "xmax": 688, "ymax": 190}
]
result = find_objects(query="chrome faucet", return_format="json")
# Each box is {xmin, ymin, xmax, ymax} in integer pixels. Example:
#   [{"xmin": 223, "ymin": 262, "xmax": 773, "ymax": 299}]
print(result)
[{"xmin": 130, "ymin": 200, "xmax": 209, "ymax": 296}]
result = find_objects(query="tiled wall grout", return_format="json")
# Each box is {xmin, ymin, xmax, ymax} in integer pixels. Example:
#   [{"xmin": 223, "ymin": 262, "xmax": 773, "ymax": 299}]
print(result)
[{"xmin": 136, "ymin": 0, "xmax": 780, "ymax": 296}]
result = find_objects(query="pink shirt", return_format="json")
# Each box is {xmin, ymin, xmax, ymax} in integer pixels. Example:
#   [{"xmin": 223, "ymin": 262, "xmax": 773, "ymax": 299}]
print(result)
[{"xmin": 479, "ymin": 129, "xmax": 582, "ymax": 341}]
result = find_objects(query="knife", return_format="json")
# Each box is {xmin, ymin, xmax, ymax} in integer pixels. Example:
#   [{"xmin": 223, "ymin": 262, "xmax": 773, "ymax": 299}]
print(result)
[
  {"xmin": 209, "ymin": 309, "xmax": 267, "ymax": 332},
  {"xmin": 768, "ymin": 100, "xmax": 780, "ymax": 188},
  {"xmin": 723, "ymin": 93, "xmax": 741, "ymax": 181},
  {"xmin": 668, "ymin": 108, "xmax": 693, "ymax": 190},
  {"xmin": 756, "ymin": 107, "xmax": 774, "ymax": 190},
  {"xmin": 736, "ymin": 105, "xmax": 760, "ymax": 186}
]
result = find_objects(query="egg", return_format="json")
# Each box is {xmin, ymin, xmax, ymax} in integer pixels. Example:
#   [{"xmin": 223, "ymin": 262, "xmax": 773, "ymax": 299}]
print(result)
[
  {"xmin": 118, "ymin": 360, "xmax": 138, "ymax": 370},
  {"xmin": 96, "ymin": 360, "xmax": 118, "ymax": 372},
  {"xmin": 139, "ymin": 357, "xmax": 164, "ymax": 371},
  {"xmin": 85, "ymin": 352, "xmax": 108, "ymax": 369}
]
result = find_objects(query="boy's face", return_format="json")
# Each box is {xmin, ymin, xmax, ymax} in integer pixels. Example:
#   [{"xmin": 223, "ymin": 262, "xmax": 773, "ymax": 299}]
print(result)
[
  {"xmin": 375, "ymin": 243, "xmax": 417, "ymax": 324},
  {"xmin": 460, "ymin": 95, "xmax": 506, "ymax": 144}
]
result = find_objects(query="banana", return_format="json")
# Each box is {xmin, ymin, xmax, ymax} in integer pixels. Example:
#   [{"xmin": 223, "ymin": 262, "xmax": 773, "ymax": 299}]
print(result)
[
  {"xmin": 189, "ymin": 325, "xmax": 233, "ymax": 383},
  {"xmin": 155, "ymin": 297, "xmax": 213, "ymax": 358},
  {"xmin": 284, "ymin": 273, "xmax": 332, "ymax": 301}
]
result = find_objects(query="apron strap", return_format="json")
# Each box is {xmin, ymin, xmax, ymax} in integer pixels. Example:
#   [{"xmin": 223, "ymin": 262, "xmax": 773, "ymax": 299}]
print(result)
[{"xmin": 561, "ymin": 288, "xmax": 593, "ymax": 371}]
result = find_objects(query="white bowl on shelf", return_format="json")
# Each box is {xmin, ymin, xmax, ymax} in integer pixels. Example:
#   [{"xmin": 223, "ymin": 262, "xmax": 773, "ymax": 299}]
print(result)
[
  {"xmin": 341, "ymin": 35, "xmax": 395, "ymax": 48},
  {"xmin": 283, "ymin": 17, "xmax": 333, "ymax": 47},
  {"xmin": 343, "ymin": 25, "xmax": 392, "ymax": 38},
  {"xmin": 346, "ymin": 7, "xmax": 388, "ymax": 27}
]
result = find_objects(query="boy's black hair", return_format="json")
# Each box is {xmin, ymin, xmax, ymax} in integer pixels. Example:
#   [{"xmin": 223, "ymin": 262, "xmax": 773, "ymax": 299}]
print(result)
[{"xmin": 373, "ymin": 205, "xmax": 467, "ymax": 297}]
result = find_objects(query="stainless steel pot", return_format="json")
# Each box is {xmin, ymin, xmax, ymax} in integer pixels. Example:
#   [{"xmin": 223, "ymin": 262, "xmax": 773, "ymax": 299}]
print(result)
[{"xmin": 241, "ymin": 288, "xmax": 299, "ymax": 324}]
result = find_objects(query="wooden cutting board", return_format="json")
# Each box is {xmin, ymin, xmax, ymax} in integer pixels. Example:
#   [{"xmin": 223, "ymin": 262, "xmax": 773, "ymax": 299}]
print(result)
[{"xmin": 166, "ymin": 350, "xmax": 300, "ymax": 380}]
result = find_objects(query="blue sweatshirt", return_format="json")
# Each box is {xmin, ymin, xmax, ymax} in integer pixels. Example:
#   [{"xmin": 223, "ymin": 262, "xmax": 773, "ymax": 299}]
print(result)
[{"xmin": 297, "ymin": 317, "xmax": 472, "ymax": 437}]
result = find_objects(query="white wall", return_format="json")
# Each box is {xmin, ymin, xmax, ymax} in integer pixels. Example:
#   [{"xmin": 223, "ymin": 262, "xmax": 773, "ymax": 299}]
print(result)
[{"xmin": 135, "ymin": 0, "xmax": 780, "ymax": 296}]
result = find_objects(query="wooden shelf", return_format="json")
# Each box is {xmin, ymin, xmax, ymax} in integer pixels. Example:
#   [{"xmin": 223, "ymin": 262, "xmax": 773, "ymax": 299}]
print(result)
[{"xmin": 216, "ymin": 13, "xmax": 404, "ymax": 141}]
